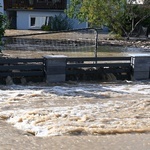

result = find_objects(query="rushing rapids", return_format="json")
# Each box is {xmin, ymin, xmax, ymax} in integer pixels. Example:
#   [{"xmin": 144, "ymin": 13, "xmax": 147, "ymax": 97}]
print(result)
[{"xmin": 0, "ymin": 81, "xmax": 149, "ymax": 136}]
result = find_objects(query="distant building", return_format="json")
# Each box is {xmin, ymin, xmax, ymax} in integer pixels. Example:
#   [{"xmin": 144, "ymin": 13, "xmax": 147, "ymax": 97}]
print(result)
[
  {"xmin": 0, "ymin": 0, "xmax": 4, "ymax": 13},
  {"xmin": 1, "ymin": 0, "xmax": 87, "ymax": 30}
]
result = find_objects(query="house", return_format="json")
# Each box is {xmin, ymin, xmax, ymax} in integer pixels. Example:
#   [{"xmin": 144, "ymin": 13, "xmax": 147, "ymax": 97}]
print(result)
[
  {"xmin": 0, "ymin": 0, "xmax": 87, "ymax": 30},
  {"xmin": 0, "ymin": 0, "xmax": 4, "ymax": 13}
]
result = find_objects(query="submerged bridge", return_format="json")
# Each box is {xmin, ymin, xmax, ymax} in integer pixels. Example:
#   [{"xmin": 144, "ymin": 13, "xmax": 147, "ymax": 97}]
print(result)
[{"xmin": 0, "ymin": 55, "xmax": 150, "ymax": 84}]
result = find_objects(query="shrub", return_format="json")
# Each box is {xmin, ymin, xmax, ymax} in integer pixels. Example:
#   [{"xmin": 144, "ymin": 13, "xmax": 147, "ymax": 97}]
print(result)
[
  {"xmin": 41, "ymin": 14, "xmax": 73, "ymax": 31},
  {"xmin": 41, "ymin": 25, "xmax": 51, "ymax": 31}
]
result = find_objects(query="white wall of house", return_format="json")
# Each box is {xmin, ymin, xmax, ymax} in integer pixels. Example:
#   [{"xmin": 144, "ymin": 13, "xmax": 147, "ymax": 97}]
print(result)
[
  {"xmin": 17, "ymin": 10, "xmax": 87, "ymax": 30},
  {"xmin": 0, "ymin": 0, "xmax": 4, "ymax": 13},
  {"xmin": 1, "ymin": 0, "xmax": 87, "ymax": 30},
  {"xmin": 17, "ymin": 11, "xmax": 63, "ymax": 30}
]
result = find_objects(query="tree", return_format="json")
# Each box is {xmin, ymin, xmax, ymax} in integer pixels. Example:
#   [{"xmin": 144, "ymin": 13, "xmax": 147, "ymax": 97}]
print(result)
[
  {"xmin": 41, "ymin": 14, "xmax": 73, "ymax": 31},
  {"xmin": 66, "ymin": 0, "xmax": 150, "ymax": 39},
  {"xmin": 126, "ymin": 0, "xmax": 150, "ymax": 38},
  {"xmin": 0, "ymin": 12, "xmax": 8, "ymax": 52}
]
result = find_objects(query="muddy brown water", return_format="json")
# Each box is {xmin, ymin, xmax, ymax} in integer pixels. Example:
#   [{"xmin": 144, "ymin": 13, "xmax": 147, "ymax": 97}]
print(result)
[
  {"xmin": 1, "ymin": 30, "xmax": 150, "ymax": 150},
  {"xmin": 0, "ymin": 82, "xmax": 150, "ymax": 150},
  {"xmin": 3, "ymin": 29, "xmax": 150, "ymax": 58},
  {"xmin": 0, "ymin": 120, "xmax": 150, "ymax": 150}
]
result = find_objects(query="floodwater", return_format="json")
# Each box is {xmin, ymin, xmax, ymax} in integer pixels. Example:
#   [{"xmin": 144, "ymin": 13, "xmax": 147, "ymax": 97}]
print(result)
[
  {"xmin": 2, "ymin": 45, "xmax": 150, "ymax": 58},
  {"xmin": 0, "ymin": 81, "xmax": 150, "ymax": 149},
  {"xmin": 0, "ymin": 81, "xmax": 150, "ymax": 137},
  {"xmin": 1, "ymin": 35, "xmax": 150, "ymax": 149},
  {"xmin": 3, "ymin": 29, "xmax": 150, "ymax": 58},
  {"xmin": 97, "ymin": 46, "xmax": 150, "ymax": 57}
]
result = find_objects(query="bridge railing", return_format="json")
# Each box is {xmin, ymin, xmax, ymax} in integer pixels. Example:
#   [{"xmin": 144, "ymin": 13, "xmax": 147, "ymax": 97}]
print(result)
[{"xmin": 0, "ymin": 57, "xmax": 45, "ymax": 84}]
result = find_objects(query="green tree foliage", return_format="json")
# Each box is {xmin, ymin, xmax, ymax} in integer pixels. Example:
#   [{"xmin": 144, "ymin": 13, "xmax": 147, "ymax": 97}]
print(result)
[
  {"xmin": 0, "ymin": 12, "xmax": 8, "ymax": 52},
  {"xmin": 41, "ymin": 14, "xmax": 73, "ymax": 31},
  {"xmin": 67, "ymin": 0, "xmax": 150, "ymax": 38}
]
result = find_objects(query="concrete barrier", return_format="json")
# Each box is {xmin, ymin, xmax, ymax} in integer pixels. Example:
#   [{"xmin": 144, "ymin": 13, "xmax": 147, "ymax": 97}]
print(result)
[
  {"xmin": 44, "ymin": 55, "xmax": 67, "ymax": 83},
  {"xmin": 131, "ymin": 55, "xmax": 150, "ymax": 80},
  {"xmin": 43, "ymin": 55, "xmax": 150, "ymax": 83}
]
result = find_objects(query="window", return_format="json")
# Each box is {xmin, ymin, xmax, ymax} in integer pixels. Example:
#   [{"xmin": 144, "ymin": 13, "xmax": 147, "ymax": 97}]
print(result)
[
  {"xmin": 30, "ymin": 16, "xmax": 51, "ymax": 29},
  {"xmin": 30, "ymin": 17, "xmax": 36, "ymax": 26}
]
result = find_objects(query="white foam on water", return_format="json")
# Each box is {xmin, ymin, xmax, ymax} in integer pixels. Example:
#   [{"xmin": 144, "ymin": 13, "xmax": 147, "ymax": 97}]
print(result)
[
  {"xmin": 0, "ymin": 81, "xmax": 149, "ymax": 136},
  {"xmin": 108, "ymin": 84, "xmax": 150, "ymax": 95}
]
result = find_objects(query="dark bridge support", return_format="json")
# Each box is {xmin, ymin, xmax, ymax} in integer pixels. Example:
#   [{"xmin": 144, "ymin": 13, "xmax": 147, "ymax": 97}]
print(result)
[
  {"xmin": 131, "ymin": 56, "xmax": 150, "ymax": 80},
  {"xmin": 44, "ymin": 55, "xmax": 67, "ymax": 83}
]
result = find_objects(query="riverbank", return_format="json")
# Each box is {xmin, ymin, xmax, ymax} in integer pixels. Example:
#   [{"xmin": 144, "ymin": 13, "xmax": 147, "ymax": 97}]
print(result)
[{"xmin": 4, "ymin": 29, "xmax": 150, "ymax": 49}]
